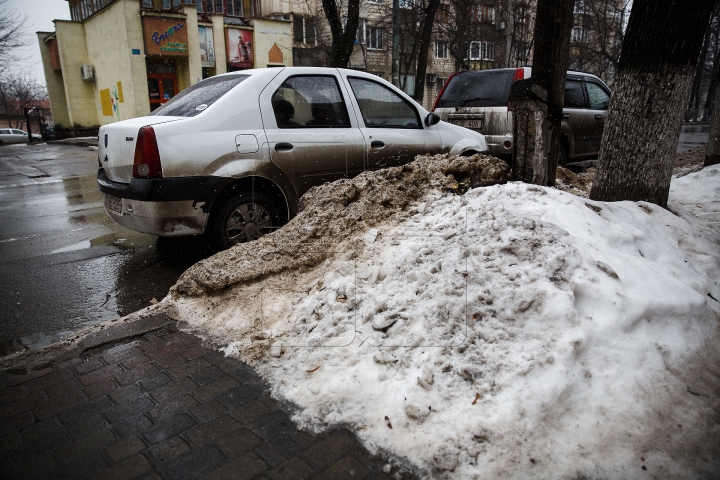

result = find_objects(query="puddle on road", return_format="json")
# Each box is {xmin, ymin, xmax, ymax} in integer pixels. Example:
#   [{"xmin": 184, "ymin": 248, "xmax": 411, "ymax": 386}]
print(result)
[{"xmin": 51, "ymin": 230, "xmax": 158, "ymax": 254}]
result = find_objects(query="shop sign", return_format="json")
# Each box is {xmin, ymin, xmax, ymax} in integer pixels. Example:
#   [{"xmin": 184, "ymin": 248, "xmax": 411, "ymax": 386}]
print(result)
[
  {"xmin": 198, "ymin": 26, "xmax": 215, "ymax": 68},
  {"xmin": 143, "ymin": 17, "xmax": 189, "ymax": 57},
  {"xmin": 226, "ymin": 28, "xmax": 253, "ymax": 69}
]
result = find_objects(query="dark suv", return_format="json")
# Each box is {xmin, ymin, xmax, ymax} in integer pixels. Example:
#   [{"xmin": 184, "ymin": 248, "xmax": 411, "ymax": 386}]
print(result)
[{"xmin": 432, "ymin": 67, "xmax": 611, "ymax": 165}]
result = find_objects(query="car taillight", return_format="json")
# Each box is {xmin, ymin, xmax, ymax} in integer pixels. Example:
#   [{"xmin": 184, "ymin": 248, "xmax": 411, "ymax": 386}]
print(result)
[
  {"xmin": 432, "ymin": 71, "xmax": 460, "ymax": 112},
  {"xmin": 508, "ymin": 67, "xmax": 526, "ymax": 112},
  {"xmin": 133, "ymin": 126, "xmax": 162, "ymax": 179}
]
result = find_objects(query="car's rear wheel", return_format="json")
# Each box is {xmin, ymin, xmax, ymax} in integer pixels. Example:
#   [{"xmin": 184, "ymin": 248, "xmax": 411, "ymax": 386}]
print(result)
[{"xmin": 209, "ymin": 192, "xmax": 280, "ymax": 250}]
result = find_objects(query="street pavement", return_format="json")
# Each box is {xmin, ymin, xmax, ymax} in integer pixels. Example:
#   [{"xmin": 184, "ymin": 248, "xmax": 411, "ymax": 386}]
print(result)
[{"xmin": 0, "ymin": 325, "xmax": 412, "ymax": 479}]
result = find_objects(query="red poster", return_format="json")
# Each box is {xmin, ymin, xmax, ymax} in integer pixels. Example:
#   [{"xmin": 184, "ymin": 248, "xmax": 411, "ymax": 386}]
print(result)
[{"xmin": 226, "ymin": 28, "xmax": 253, "ymax": 69}]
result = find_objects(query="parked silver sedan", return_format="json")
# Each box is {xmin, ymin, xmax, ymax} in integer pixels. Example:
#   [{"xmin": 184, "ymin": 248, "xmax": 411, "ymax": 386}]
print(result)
[
  {"xmin": 97, "ymin": 67, "xmax": 488, "ymax": 249},
  {"xmin": 0, "ymin": 128, "xmax": 42, "ymax": 144}
]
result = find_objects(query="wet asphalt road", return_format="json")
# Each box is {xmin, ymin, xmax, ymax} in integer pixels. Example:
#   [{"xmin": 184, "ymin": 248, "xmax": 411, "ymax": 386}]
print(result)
[
  {"xmin": 0, "ymin": 124, "xmax": 710, "ymax": 358},
  {"xmin": 0, "ymin": 144, "xmax": 213, "ymax": 357}
]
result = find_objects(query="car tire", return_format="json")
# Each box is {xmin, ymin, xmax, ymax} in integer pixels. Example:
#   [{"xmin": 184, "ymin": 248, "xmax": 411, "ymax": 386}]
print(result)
[
  {"xmin": 558, "ymin": 143, "xmax": 568, "ymax": 167},
  {"xmin": 209, "ymin": 191, "xmax": 281, "ymax": 250}
]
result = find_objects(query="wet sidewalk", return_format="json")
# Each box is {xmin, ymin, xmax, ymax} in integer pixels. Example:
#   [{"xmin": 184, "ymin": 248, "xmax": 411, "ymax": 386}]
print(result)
[{"xmin": 0, "ymin": 326, "xmax": 412, "ymax": 480}]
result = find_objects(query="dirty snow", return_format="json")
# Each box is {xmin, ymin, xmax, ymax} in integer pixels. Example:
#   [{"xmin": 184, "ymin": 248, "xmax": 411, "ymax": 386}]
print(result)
[{"xmin": 166, "ymin": 161, "xmax": 720, "ymax": 478}]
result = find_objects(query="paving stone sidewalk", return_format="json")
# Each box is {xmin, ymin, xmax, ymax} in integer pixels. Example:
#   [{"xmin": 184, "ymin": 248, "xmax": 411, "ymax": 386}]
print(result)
[{"xmin": 0, "ymin": 326, "xmax": 416, "ymax": 480}]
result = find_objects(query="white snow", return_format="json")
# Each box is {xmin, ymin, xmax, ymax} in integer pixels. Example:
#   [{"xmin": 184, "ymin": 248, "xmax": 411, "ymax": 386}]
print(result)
[{"xmin": 171, "ymin": 165, "xmax": 720, "ymax": 478}]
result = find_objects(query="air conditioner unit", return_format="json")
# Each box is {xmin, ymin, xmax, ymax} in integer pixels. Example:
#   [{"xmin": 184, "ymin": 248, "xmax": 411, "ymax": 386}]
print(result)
[
  {"xmin": 427, "ymin": 74, "xmax": 438, "ymax": 84},
  {"xmin": 80, "ymin": 64, "xmax": 95, "ymax": 81}
]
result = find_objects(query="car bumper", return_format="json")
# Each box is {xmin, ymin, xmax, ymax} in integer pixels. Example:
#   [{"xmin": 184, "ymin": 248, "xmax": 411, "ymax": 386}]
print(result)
[
  {"xmin": 485, "ymin": 134, "xmax": 513, "ymax": 159},
  {"xmin": 97, "ymin": 169, "xmax": 233, "ymax": 237}
]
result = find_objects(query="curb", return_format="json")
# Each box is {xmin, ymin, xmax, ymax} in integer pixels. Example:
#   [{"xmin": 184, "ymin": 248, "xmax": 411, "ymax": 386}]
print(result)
[{"xmin": 0, "ymin": 308, "xmax": 174, "ymax": 374}]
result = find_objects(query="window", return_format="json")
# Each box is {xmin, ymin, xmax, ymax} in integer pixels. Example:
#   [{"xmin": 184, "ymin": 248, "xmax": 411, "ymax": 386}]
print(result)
[
  {"xmin": 367, "ymin": 0, "xmax": 383, "ymax": 4},
  {"xmin": 435, "ymin": 77, "xmax": 446, "ymax": 96},
  {"xmin": 294, "ymin": 16, "xmax": 316, "ymax": 45},
  {"xmin": 399, "ymin": 74, "xmax": 415, "ymax": 96},
  {"xmin": 437, "ymin": 5, "xmax": 449, "ymax": 22},
  {"xmin": 366, "ymin": 26, "xmax": 383, "ymax": 50},
  {"xmin": 586, "ymin": 83, "xmax": 610, "ymax": 110},
  {"xmin": 435, "ymin": 41, "xmax": 448, "ymax": 59},
  {"xmin": 141, "ymin": 0, "xmax": 152, "ymax": 6},
  {"xmin": 399, "ymin": 0, "xmax": 418, "ymax": 8},
  {"xmin": 573, "ymin": 0, "xmax": 585, "ymax": 14},
  {"xmin": 515, "ymin": 41, "xmax": 530, "ymax": 63},
  {"xmin": 227, "ymin": 0, "xmax": 243, "ymax": 15},
  {"xmin": 571, "ymin": 26, "xmax": 587, "ymax": 43},
  {"xmin": 471, "ymin": 4, "xmax": 495, "ymax": 23},
  {"xmin": 215, "ymin": 0, "xmax": 223, "ymax": 12},
  {"xmin": 271, "ymin": 76, "xmax": 351, "ymax": 128},
  {"xmin": 150, "ymin": 75, "xmax": 248, "ymax": 117},
  {"xmin": 564, "ymin": 80, "xmax": 585, "ymax": 108},
  {"xmin": 468, "ymin": 41, "xmax": 494, "ymax": 60},
  {"xmin": 348, "ymin": 77, "xmax": 420, "ymax": 129},
  {"xmin": 70, "ymin": 3, "xmax": 80, "ymax": 20}
]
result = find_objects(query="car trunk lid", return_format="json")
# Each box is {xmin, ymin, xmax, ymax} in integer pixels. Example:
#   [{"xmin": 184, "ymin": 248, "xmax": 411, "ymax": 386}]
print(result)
[{"xmin": 99, "ymin": 116, "xmax": 185, "ymax": 183}]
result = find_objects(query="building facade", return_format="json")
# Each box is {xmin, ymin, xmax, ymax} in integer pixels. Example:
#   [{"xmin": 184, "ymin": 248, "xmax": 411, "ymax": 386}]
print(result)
[{"xmin": 38, "ymin": 0, "xmax": 293, "ymax": 137}]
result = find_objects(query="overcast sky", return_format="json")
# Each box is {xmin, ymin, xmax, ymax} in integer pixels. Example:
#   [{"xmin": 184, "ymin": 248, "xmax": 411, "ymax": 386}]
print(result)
[{"xmin": 5, "ymin": 0, "xmax": 71, "ymax": 86}]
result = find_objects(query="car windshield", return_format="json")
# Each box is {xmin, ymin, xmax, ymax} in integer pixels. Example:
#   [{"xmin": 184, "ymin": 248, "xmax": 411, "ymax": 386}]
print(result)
[
  {"xmin": 150, "ymin": 75, "xmax": 249, "ymax": 117},
  {"xmin": 436, "ymin": 70, "xmax": 514, "ymax": 108}
]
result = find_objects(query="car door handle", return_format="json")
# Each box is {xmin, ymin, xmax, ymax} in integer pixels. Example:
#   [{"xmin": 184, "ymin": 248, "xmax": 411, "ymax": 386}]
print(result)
[
  {"xmin": 594, "ymin": 114, "xmax": 603, "ymax": 119},
  {"xmin": 371, "ymin": 141, "xmax": 385, "ymax": 149},
  {"xmin": 274, "ymin": 142, "xmax": 294, "ymax": 152},
  {"xmin": 562, "ymin": 113, "xmax": 571, "ymax": 119}
]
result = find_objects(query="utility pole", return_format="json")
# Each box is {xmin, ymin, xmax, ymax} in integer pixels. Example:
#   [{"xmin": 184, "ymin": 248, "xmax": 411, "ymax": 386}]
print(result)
[{"xmin": 392, "ymin": 0, "xmax": 400, "ymax": 87}]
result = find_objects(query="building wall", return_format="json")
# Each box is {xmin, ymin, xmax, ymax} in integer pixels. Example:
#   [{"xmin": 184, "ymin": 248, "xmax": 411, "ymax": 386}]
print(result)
[
  {"xmin": 123, "ymin": 0, "xmax": 152, "ymax": 118},
  {"xmin": 252, "ymin": 18, "xmax": 293, "ymax": 68},
  {"xmin": 84, "ymin": 0, "xmax": 138, "ymax": 124},
  {"xmin": 183, "ymin": 5, "xmax": 203, "ymax": 85},
  {"xmin": 37, "ymin": 32, "xmax": 71, "ymax": 129},
  {"xmin": 54, "ymin": 20, "xmax": 97, "ymax": 128},
  {"xmin": 211, "ymin": 15, "xmax": 228, "ymax": 74}
]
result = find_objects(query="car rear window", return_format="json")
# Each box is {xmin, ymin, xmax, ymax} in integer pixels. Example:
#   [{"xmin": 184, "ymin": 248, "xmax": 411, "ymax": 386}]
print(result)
[
  {"xmin": 436, "ymin": 70, "xmax": 514, "ymax": 108},
  {"xmin": 149, "ymin": 75, "xmax": 249, "ymax": 117}
]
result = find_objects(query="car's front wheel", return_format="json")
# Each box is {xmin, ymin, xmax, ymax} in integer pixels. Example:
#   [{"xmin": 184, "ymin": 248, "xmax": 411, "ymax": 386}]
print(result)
[{"xmin": 209, "ymin": 192, "xmax": 280, "ymax": 250}]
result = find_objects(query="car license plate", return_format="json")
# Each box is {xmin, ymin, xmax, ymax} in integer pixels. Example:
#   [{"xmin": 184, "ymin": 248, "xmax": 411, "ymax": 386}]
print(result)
[
  {"xmin": 104, "ymin": 194, "xmax": 122, "ymax": 214},
  {"xmin": 451, "ymin": 119, "xmax": 484, "ymax": 130}
]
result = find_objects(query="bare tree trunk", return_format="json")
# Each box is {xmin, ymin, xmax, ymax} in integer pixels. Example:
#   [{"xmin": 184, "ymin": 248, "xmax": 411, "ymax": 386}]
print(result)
[
  {"xmin": 590, "ymin": 0, "xmax": 715, "ymax": 207},
  {"xmin": 703, "ymin": 44, "xmax": 720, "ymax": 120},
  {"xmin": 706, "ymin": 82, "xmax": 720, "ymax": 166},
  {"xmin": 511, "ymin": 0, "xmax": 574, "ymax": 186},
  {"xmin": 322, "ymin": 0, "xmax": 361, "ymax": 67},
  {"xmin": 413, "ymin": 0, "xmax": 441, "ymax": 104},
  {"xmin": 687, "ymin": 23, "xmax": 711, "ymax": 120}
]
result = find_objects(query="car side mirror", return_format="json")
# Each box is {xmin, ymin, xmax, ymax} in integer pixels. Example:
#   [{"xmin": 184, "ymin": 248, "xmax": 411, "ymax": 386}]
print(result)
[{"xmin": 425, "ymin": 113, "xmax": 440, "ymax": 127}]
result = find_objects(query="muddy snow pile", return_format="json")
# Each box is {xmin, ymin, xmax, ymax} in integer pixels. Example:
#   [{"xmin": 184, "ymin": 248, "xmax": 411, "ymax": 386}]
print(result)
[{"xmin": 165, "ymin": 158, "xmax": 720, "ymax": 479}]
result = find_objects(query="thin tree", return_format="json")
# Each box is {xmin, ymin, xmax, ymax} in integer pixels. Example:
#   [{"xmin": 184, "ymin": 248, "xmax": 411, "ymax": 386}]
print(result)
[
  {"xmin": 0, "ymin": 0, "xmax": 29, "ymax": 74},
  {"xmin": 413, "ymin": 0, "xmax": 441, "ymax": 104},
  {"xmin": 322, "ymin": 0, "xmax": 362, "ymax": 67},
  {"xmin": 590, "ymin": 0, "xmax": 716, "ymax": 207}
]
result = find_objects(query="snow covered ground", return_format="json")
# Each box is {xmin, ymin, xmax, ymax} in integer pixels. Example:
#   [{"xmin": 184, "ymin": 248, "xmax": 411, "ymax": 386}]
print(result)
[{"xmin": 167, "ymin": 162, "xmax": 720, "ymax": 479}]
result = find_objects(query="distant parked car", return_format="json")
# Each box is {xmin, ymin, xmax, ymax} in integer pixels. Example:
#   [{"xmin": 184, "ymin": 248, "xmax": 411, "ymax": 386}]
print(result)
[
  {"xmin": 42, "ymin": 125, "xmax": 56, "ymax": 141},
  {"xmin": 97, "ymin": 67, "xmax": 488, "ymax": 249},
  {"xmin": 0, "ymin": 128, "xmax": 42, "ymax": 145},
  {"xmin": 433, "ymin": 67, "xmax": 611, "ymax": 165}
]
